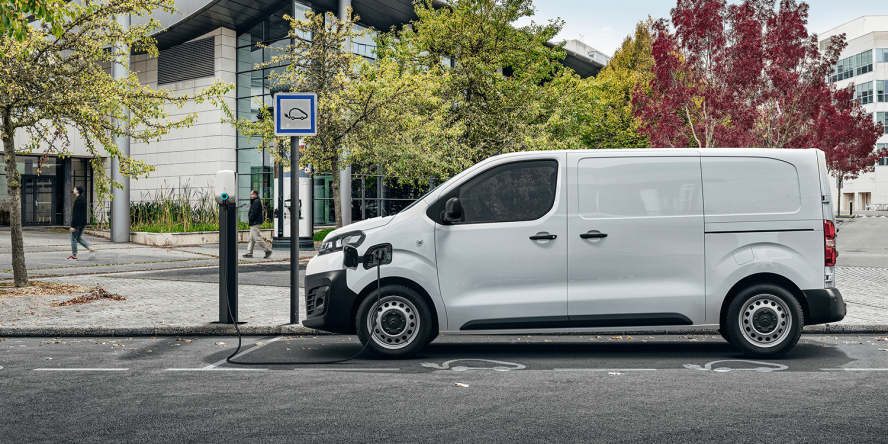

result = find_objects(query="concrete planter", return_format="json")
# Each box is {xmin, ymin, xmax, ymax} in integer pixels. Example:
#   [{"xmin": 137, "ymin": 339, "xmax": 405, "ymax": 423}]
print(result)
[{"xmin": 84, "ymin": 228, "xmax": 274, "ymax": 246}]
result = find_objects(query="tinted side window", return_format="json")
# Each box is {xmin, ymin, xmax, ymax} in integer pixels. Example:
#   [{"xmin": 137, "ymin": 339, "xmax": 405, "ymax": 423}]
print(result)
[
  {"xmin": 577, "ymin": 157, "xmax": 703, "ymax": 218},
  {"xmin": 702, "ymin": 157, "xmax": 800, "ymax": 215},
  {"xmin": 457, "ymin": 160, "xmax": 558, "ymax": 223}
]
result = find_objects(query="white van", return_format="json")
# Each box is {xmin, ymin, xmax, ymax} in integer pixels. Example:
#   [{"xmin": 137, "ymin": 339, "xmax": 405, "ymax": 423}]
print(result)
[{"xmin": 304, "ymin": 149, "xmax": 845, "ymax": 358}]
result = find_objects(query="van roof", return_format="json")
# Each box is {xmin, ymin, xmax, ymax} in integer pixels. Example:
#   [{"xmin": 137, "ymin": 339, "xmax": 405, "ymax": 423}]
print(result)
[{"xmin": 493, "ymin": 148, "xmax": 821, "ymax": 160}]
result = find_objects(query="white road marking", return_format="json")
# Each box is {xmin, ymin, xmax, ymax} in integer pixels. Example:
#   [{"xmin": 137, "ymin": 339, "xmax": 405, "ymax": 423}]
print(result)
[
  {"xmin": 166, "ymin": 336, "xmax": 284, "ymax": 372},
  {"xmin": 820, "ymin": 368, "xmax": 888, "ymax": 371},
  {"xmin": 291, "ymin": 368, "xmax": 400, "ymax": 372},
  {"xmin": 684, "ymin": 360, "xmax": 787, "ymax": 372},
  {"xmin": 166, "ymin": 368, "xmax": 268, "ymax": 372},
  {"xmin": 554, "ymin": 368, "xmax": 657, "ymax": 372},
  {"xmin": 33, "ymin": 368, "xmax": 128, "ymax": 371},
  {"xmin": 421, "ymin": 359, "xmax": 525, "ymax": 371}
]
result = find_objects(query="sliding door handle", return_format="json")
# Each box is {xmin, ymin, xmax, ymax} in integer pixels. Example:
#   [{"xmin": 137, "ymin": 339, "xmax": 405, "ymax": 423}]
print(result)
[
  {"xmin": 529, "ymin": 233, "xmax": 557, "ymax": 240},
  {"xmin": 580, "ymin": 232, "xmax": 608, "ymax": 239}
]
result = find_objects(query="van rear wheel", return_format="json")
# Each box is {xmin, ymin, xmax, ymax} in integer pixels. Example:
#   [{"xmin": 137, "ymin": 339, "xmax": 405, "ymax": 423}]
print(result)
[
  {"xmin": 725, "ymin": 284, "xmax": 803, "ymax": 359},
  {"xmin": 356, "ymin": 285, "xmax": 432, "ymax": 358}
]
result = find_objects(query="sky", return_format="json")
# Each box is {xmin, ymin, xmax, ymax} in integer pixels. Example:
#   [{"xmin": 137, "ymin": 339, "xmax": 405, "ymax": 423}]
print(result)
[{"xmin": 513, "ymin": 0, "xmax": 887, "ymax": 57}]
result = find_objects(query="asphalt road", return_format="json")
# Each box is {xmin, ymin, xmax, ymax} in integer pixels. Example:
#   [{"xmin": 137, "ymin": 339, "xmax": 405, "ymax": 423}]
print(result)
[
  {"xmin": 836, "ymin": 217, "xmax": 888, "ymax": 267},
  {"xmin": 2, "ymin": 334, "xmax": 887, "ymax": 442}
]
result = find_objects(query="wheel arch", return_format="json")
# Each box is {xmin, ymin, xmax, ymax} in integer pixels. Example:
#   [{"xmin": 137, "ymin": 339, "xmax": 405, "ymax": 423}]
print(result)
[
  {"xmin": 351, "ymin": 276, "xmax": 441, "ymax": 337},
  {"xmin": 718, "ymin": 273, "xmax": 810, "ymax": 331}
]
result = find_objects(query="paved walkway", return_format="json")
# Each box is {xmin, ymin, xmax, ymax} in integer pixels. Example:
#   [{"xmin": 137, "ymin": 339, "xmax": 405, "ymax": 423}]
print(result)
[{"xmin": 0, "ymin": 226, "xmax": 885, "ymax": 336}]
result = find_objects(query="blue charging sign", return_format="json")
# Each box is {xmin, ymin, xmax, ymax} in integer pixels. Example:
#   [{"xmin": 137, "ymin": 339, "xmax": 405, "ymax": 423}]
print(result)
[{"xmin": 274, "ymin": 92, "xmax": 317, "ymax": 136}]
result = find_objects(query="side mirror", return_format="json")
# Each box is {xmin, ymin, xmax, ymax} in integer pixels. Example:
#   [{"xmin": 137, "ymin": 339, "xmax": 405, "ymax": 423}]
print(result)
[
  {"xmin": 443, "ymin": 197, "xmax": 462, "ymax": 223},
  {"xmin": 342, "ymin": 245, "xmax": 360, "ymax": 270}
]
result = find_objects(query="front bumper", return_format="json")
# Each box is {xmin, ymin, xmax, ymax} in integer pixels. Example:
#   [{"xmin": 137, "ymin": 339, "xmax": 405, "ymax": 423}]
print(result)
[
  {"xmin": 802, "ymin": 288, "xmax": 846, "ymax": 325},
  {"xmin": 302, "ymin": 270, "xmax": 359, "ymax": 334}
]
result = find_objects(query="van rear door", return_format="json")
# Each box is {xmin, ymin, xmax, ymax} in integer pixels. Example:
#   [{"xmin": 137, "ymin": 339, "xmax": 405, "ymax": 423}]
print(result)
[{"xmin": 566, "ymin": 152, "xmax": 706, "ymax": 327}]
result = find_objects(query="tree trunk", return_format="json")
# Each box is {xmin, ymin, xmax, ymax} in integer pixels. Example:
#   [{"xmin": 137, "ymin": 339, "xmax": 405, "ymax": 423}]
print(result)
[
  {"xmin": 2, "ymin": 108, "xmax": 28, "ymax": 287},
  {"xmin": 836, "ymin": 177, "xmax": 843, "ymax": 217},
  {"xmin": 331, "ymin": 155, "xmax": 342, "ymax": 228}
]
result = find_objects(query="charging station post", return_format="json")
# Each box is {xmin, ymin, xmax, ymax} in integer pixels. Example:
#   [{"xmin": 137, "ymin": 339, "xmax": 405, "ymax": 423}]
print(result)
[
  {"xmin": 273, "ymin": 91, "xmax": 316, "ymax": 325},
  {"xmin": 290, "ymin": 135, "xmax": 299, "ymax": 324},
  {"xmin": 215, "ymin": 170, "xmax": 238, "ymax": 324}
]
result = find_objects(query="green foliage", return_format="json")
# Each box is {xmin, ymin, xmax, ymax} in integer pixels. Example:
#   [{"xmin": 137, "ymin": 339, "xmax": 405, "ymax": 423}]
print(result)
[
  {"xmin": 0, "ymin": 0, "xmax": 80, "ymax": 45},
  {"xmin": 218, "ymin": 7, "xmax": 428, "ymax": 227},
  {"xmin": 371, "ymin": 0, "xmax": 595, "ymax": 181},
  {"xmin": 313, "ymin": 227, "xmax": 334, "ymax": 242},
  {"xmin": 584, "ymin": 19, "xmax": 653, "ymax": 149}
]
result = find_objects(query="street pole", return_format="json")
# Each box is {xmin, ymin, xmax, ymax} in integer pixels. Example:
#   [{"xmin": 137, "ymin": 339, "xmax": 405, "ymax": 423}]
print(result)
[
  {"xmin": 290, "ymin": 136, "xmax": 300, "ymax": 324},
  {"xmin": 111, "ymin": 13, "xmax": 130, "ymax": 243}
]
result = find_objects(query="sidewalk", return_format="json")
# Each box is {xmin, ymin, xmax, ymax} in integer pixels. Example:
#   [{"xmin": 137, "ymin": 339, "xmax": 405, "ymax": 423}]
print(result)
[{"xmin": 0, "ymin": 227, "xmax": 886, "ymax": 336}]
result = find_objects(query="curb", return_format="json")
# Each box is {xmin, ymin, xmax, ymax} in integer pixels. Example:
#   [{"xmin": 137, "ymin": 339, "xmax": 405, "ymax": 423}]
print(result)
[
  {"xmin": 0, "ymin": 325, "xmax": 332, "ymax": 337},
  {"xmin": 0, "ymin": 324, "xmax": 885, "ymax": 337}
]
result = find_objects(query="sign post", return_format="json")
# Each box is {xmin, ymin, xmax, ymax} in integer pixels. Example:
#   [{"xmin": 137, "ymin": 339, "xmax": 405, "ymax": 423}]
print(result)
[{"xmin": 274, "ymin": 92, "xmax": 317, "ymax": 325}]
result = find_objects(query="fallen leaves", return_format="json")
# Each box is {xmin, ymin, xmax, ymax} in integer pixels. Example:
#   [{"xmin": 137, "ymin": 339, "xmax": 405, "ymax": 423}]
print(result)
[
  {"xmin": 51, "ymin": 286, "xmax": 125, "ymax": 307},
  {"xmin": 454, "ymin": 383, "xmax": 469, "ymax": 387},
  {"xmin": 0, "ymin": 281, "xmax": 92, "ymax": 297}
]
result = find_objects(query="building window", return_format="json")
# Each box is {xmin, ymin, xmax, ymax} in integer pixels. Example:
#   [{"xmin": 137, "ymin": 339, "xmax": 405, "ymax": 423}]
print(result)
[
  {"xmin": 878, "ymin": 80, "xmax": 886, "ymax": 103},
  {"xmin": 878, "ymin": 112, "xmax": 888, "ymax": 135},
  {"xmin": 856, "ymin": 81, "xmax": 873, "ymax": 104},
  {"xmin": 832, "ymin": 50, "xmax": 873, "ymax": 82},
  {"xmin": 877, "ymin": 48, "xmax": 888, "ymax": 63},
  {"xmin": 855, "ymin": 50, "xmax": 873, "ymax": 76},
  {"xmin": 878, "ymin": 144, "xmax": 888, "ymax": 166}
]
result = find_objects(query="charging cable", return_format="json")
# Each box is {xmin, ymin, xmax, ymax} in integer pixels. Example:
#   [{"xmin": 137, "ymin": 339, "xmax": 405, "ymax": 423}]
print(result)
[{"xmin": 223, "ymin": 248, "xmax": 386, "ymax": 366}]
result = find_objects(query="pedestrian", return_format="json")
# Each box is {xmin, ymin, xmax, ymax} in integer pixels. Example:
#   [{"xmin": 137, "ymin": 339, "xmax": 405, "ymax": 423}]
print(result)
[
  {"xmin": 68, "ymin": 185, "xmax": 96, "ymax": 260},
  {"xmin": 243, "ymin": 190, "xmax": 272, "ymax": 258}
]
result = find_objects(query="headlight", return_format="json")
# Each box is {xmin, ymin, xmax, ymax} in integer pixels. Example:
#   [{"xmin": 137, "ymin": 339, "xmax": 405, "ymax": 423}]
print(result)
[{"xmin": 318, "ymin": 230, "xmax": 366, "ymax": 256}]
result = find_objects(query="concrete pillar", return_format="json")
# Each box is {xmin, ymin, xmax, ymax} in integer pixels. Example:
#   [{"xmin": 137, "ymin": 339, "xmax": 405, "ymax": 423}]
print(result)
[
  {"xmin": 338, "ymin": 0, "xmax": 353, "ymax": 226},
  {"xmin": 111, "ymin": 14, "xmax": 131, "ymax": 243},
  {"xmin": 62, "ymin": 158, "xmax": 72, "ymax": 226}
]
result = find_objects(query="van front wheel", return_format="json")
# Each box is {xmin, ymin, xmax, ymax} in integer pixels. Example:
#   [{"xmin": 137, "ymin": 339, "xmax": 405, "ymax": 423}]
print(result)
[
  {"xmin": 725, "ymin": 284, "xmax": 803, "ymax": 359},
  {"xmin": 356, "ymin": 285, "xmax": 432, "ymax": 358}
]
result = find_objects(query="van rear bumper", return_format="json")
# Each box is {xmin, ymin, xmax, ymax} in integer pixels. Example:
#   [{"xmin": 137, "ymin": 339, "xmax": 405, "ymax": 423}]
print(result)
[
  {"xmin": 302, "ymin": 270, "xmax": 358, "ymax": 334},
  {"xmin": 802, "ymin": 288, "xmax": 846, "ymax": 325}
]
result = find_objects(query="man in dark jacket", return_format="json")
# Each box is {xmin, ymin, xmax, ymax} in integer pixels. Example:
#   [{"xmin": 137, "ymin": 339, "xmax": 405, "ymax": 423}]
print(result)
[
  {"xmin": 244, "ymin": 190, "xmax": 272, "ymax": 258},
  {"xmin": 68, "ymin": 185, "xmax": 96, "ymax": 260}
]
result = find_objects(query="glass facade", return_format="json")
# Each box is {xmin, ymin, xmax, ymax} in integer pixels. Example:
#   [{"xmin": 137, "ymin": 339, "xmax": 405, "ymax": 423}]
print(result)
[
  {"xmin": 856, "ymin": 81, "xmax": 873, "ymax": 104},
  {"xmin": 831, "ymin": 50, "xmax": 873, "ymax": 82},
  {"xmin": 0, "ymin": 156, "xmax": 93, "ymax": 226},
  {"xmin": 877, "ymin": 48, "xmax": 888, "ymax": 63},
  {"xmin": 878, "ymin": 80, "xmax": 886, "ymax": 103},
  {"xmin": 236, "ymin": 1, "xmax": 393, "ymax": 228},
  {"xmin": 879, "ymin": 112, "xmax": 888, "ymax": 135}
]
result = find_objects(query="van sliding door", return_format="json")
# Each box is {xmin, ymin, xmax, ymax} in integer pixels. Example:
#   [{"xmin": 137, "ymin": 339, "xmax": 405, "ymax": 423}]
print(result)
[{"xmin": 566, "ymin": 153, "xmax": 706, "ymax": 327}]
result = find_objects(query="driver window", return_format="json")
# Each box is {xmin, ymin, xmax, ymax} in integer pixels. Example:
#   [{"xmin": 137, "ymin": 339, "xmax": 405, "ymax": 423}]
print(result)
[{"xmin": 458, "ymin": 160, "xmax": 558, "ymax": 224}]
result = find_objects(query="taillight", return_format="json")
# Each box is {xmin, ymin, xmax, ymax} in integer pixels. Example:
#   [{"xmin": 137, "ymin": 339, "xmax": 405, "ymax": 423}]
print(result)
[{"xmin": 824, "ymin": 220, "xmax": 837, "ymax": 267}]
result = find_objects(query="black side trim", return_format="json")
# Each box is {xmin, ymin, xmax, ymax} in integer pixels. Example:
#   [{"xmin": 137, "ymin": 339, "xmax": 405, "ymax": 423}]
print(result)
[
  {"xmin": 802, "ymin": 288, "xmax": 846, "ymax": 325},
  {"xmin": 705, "ymin": 229, "xmax": 815, "ymax": 234},
  {"xmin": 569, "ymin": 313, "xmax": 693, "ymax": 328},
  {"xmin": 460, "ymin": 316, "xmax": 569, "ymax": 331}
]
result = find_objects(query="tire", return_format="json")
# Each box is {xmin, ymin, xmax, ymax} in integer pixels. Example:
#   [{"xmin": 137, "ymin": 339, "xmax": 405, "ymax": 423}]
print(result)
[
  {"xmin": 356, "ymin": 285, "xmax": 432, "ymax": 358},
  {"xmin": 718, "ymin": 328, "xmax": 733, "ymax": 346},
  {"xmin": 725, "ymin": 284, "xmax": 804, "ymax": 359}
]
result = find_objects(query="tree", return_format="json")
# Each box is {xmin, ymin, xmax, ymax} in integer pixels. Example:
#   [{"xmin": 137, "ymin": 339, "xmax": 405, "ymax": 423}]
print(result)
[
  {"xmin": 584, "ymin": 18, "xmax": 654, "ymax": 149},
  {"xmin": 221, "ymin": 8, "xmax": 431, "ymax": 228},
  {"xmin": 0, "ymin": 0, "xmax": 79, "ymax": 43},
  {"xmin": 1, "ymin": 0, "xmax": 231, "ymax": 287},
  {"xmin": 373, "ymin": 0, "xmax": 594, "ymax": 180},
  {"xmin": 633, "ymin": 0, "xmax": 883, "ymax": 156}
]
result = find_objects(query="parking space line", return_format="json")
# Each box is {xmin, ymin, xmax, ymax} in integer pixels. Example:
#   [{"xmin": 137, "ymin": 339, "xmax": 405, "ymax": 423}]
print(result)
[
  {"xmin": 553, "ymin": 368, "xmax": 657, "ymax": 372},
  {"xmin": 165, "ymin": 337, "xmax": 285, "ymax": 372},
  {"xmin": 291, "ymin": 368, "xmax": 400, "ymax": 372},
  {"xmin": 820, "ymin": 368, "xmax": 888, "ymax": 371},
  {"xmin": 33, "ymin": 368, "xmax": 128, "ymax": 371},
  {"xmin": 166, "ymin": 368, "xmax": 268, "ymax": 372}
]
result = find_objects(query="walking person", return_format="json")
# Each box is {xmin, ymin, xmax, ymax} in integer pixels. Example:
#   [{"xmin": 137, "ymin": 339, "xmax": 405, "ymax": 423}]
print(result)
[
  {"xmin": 68, "ymin": 185, "xmax": 96, "ymax": 260},
  {"xmin": 243, "ymin": 190, "xmax": 272, "ymax": 258}
]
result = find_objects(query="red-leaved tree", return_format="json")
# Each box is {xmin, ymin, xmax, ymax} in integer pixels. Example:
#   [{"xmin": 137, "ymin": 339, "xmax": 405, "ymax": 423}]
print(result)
[{"xmin": 633, "ymin": 0, "xmax": 884, "ymax": 212}]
